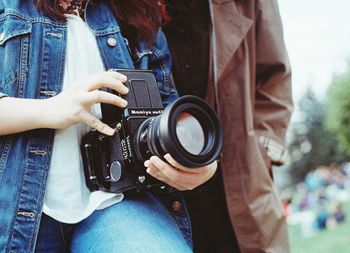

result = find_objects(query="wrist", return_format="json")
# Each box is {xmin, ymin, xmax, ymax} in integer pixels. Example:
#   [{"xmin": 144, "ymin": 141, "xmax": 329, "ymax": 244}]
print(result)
[
  {"xmin": 0, "ymin": 97, "xmax": 55, "ymax": 135},
  {"xmin": 34, "ymin": 98, "xmax": 58, "ymax": 129}
]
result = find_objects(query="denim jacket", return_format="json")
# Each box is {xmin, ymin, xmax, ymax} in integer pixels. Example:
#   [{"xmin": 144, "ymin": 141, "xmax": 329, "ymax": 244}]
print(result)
[{"xmin": 0, "ymin": 1, "xmax": 179, "ymax": 252}]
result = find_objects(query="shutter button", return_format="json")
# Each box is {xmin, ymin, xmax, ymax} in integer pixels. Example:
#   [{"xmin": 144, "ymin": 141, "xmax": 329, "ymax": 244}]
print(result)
[
  {"xmin": 107, "ymin": 37, "xmax": 117, "ymax": 47},
  {"xmin": 172, "ymin": 201, "xmax": 182, "ymax": 212}
]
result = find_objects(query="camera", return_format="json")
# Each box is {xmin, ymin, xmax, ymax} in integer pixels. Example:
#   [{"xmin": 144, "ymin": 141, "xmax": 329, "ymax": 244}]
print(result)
[{"xmin": 81, "ymin": 69, "xmax": 222, "ymax": 193}]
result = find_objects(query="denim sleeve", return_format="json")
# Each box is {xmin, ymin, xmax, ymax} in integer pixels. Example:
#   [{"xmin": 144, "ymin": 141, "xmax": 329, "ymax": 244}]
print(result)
[{"xmin": 148, "ymin": 29, "xmax": 179, "ymax": 107}]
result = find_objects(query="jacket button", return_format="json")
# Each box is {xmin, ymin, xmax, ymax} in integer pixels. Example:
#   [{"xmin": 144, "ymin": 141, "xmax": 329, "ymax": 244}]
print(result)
[
  {"xmin": 0, "ymin": 32, "xmax": 4, "ymax": 42},
  {"xmin": 172, "ymin": 200, "xmax": 182, "ymax": 212},
  {"xmin": 107, "ymin": 37, "xmax": 117, "ymax": 47}
]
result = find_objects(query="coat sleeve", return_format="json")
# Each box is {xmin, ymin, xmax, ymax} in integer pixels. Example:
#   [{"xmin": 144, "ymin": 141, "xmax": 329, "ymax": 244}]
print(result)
[{"xmin": 254, "ymin": 0, "xmax": 293, "ymax": 165}]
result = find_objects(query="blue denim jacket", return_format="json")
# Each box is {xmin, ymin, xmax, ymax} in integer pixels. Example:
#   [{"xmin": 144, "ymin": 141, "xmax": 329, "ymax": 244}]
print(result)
[{"xmin": 0, "ymin": 1, "xmax": 180, "ymax": 252}]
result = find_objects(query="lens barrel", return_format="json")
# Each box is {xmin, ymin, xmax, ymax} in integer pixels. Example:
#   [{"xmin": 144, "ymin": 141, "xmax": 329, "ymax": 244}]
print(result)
[{"xmin": 135, "ymin": 95, "xmax": 222, "ymax": 168}]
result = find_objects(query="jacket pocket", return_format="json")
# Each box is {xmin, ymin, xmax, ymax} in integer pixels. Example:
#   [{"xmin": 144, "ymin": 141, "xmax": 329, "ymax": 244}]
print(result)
[{"xmin": 0, "ymin": 13, "xmax": 32, "ymax": 94}]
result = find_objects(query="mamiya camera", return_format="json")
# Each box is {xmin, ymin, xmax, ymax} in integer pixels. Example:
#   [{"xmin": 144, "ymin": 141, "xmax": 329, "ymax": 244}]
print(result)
[{"xmin": 81, "ymin": 69, "xmax": 222, "ymax": 193}]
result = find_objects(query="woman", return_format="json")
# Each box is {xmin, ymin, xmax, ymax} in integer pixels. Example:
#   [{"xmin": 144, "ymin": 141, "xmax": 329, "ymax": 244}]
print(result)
[{"xmin": 0, "ymin": 0, "xmax": 204, "ymax": 252}]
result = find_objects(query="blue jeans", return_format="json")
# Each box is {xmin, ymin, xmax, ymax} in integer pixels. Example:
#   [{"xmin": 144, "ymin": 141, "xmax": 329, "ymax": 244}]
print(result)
[{"xmin": 35, "ymin": 191, "xmax": 192, "ymax": 253}]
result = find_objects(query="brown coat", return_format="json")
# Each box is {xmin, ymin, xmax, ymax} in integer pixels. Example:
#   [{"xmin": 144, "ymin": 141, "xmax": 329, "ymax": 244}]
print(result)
[{"xmin": 208, "ymin": 0, "xmax": 293, "ymax": 252}]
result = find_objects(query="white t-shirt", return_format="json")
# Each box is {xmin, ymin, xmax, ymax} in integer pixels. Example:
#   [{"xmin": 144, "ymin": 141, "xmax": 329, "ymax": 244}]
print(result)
[{"xmin": 43, "ymin": 15, "xmax": 123, "ymax": 224}]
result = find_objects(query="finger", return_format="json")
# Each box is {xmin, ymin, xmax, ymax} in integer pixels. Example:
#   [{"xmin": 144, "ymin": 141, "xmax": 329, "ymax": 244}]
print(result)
[
  {"xmin": 86, "ymin": 73, "xmax": 129, "ymax": 95},
  {"xmin": 146, "ymin": 159, "xmax": 201, "ymax": 191},
  {"xmin": 164, "ymin": 154, "xmax": 195, "ymax": 172},
  {"xmin": 146, "ymin": 166, "xmax": 167, "ymax": 182},
  {"xmin": 146, "ymin": 166, "xmax": 187, "ymax": 191},
  {"xmin": 164, "ymin": 154, "xmax": 218, "ymax": 173},
  {"xmin": 149, "ymin": 156, "xmax": 182, "ymax": 179},
  {"xmin": 148, "ymin": 157, "xmax": 197, "ymax": 191},
  {"xmin": 150, "ymin": 156, "xmax": 213, "ymax": 188},
  {"xmin": 146, "ymin": 158, "xmax": 175, "ymax": 181},
  {"xmin": 105, "ymin": 70, "xmax": 127, "ymax": 82},
  {"xmin": 79, "ymin": 110, "xmax": 115, "ymax": 136},
  {"xmin": 84, "ymin": 90, "xmax": 127, "ymax": 108}
]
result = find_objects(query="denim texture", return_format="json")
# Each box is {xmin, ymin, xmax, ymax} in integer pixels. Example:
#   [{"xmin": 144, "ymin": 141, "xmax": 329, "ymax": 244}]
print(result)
[
  {"xmin": 0, "ymin": 1, "xmax": 181, "ymax": 252},
  {"xmin": 35, "ymin": 192, "xmax": 192, "ymax": 253}
]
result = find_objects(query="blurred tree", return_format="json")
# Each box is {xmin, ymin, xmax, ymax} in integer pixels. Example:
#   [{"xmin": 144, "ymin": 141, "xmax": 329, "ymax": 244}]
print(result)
[
  {"xmin": 287, "ymin": 88, "xmax": 349, "ymax": 184},
  {"xmin": 325, "ymin": 65, "xmax": 350, "ymax": 154}
]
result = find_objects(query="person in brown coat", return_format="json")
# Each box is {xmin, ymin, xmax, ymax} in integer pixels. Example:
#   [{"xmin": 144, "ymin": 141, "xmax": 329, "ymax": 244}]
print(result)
[{"xmin": 146, "ymin": 0, "xmax": 293, "ymax": 252}]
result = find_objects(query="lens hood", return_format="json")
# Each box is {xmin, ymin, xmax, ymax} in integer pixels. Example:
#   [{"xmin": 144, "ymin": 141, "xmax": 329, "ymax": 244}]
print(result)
[{"xmin": 157, "ymin": 95, "xmax": 222, "ymax": 168}]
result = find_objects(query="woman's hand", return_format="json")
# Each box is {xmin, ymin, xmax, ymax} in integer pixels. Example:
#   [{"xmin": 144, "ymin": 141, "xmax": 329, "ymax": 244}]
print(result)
[
  {"xmin": 144, "ymin": 154, "xmax": 217, "ymax": 191},
  {"xmin": 44, "ymin": 71, "xmax": 128, "ymax": 135},
  {"xmin": 0, "ymin": 71, "xmax": 129, "ymax": 136}
]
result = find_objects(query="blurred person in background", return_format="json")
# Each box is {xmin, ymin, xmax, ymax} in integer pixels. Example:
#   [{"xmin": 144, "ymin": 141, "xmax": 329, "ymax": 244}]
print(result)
[{"xmin": 159, "ymin": 0, "xmax": 293, "ymax": 252}]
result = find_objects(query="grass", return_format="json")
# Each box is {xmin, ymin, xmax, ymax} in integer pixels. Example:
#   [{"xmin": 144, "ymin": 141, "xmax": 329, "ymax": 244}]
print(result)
[{"xmin": 289, "ymin": 200, "xmax": 350, "ymax": 253}]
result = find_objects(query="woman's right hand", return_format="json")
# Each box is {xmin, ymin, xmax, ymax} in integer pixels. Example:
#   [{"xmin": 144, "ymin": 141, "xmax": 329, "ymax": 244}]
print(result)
[
  {"xmin": 44, "ymin": 71, "xmax": 129, "ymax": 135},
  {"xmin": 0, "ymin": 71, "xmax": 128, "ymax": 136}
]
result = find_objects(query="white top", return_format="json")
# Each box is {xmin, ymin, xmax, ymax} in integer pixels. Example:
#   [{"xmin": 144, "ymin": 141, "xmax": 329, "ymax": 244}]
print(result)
[{"xmin": 43, "ymin": 15, "xmax": 123, "ymax": 224}]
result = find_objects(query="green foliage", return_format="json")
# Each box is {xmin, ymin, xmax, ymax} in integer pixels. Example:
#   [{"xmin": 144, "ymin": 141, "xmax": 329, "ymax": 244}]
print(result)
[
  {"xmin": 325, "ymin": 67, "xmax": 350, "ymax": 154},
  {"xmin": 287, "ymin": 89, "xmax": 349, "ymax": 184}
]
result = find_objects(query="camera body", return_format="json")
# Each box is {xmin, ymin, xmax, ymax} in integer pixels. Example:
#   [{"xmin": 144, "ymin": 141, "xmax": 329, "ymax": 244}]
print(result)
[
  {"xmin": 81, "ymin": 69, "xmax": 223, "ymax": 194},
  {"xmin": 81, "ymin": 70, "xmax": 166, "ymax": 193}
]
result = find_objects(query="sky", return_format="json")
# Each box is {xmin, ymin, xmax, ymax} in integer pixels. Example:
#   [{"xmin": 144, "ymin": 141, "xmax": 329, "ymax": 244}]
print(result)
[{"xmin": 278, "ymin": 0, "xmax": 350, "ymax": 121}]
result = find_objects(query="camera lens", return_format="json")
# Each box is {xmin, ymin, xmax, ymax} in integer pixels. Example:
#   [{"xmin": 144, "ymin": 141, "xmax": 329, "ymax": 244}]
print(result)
[
  {"xmin": 175, "ymin": 112, "xmax": 205, "ymax": 155},
  {"xmin": 135, "ymin": 95, "xmax": 222, "ymax": 168}
]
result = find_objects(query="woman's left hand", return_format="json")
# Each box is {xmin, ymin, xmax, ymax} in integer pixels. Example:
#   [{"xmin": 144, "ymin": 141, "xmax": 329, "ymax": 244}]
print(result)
[{"xmin": 144, "ymin": 154, "xmax": 217, "ymax": 191}]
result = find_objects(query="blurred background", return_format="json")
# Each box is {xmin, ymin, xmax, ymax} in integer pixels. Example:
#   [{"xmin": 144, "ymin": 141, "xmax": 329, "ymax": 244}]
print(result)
[{"xmin": 276, "ymin": 0, "xmax": 350, "ymax": 252}]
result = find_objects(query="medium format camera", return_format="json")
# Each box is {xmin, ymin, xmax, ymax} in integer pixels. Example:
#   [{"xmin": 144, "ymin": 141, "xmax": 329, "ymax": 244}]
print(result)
[{"xmin": 81, "ymin": 69, "xmax": 222, "ymax": 193}]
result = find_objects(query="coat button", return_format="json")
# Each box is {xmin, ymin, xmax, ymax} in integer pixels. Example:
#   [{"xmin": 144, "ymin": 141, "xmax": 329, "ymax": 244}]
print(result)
[
  {"xmin": 107, "ymin": 37, "xmax": 117, "ymax": 47},
  {"xmin": 172, "ymin": 200, "xmax": 182, "ymax": 212}
]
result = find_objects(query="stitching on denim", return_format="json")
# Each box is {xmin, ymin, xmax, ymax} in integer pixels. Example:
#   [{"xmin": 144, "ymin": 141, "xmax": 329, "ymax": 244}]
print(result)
[
  {"xmin": 0, "ymin": 28, "xmax": 32, "ymax": 46},
  {"xmin": 38, "ymin": 26, "xmax": 66, "ymax": 96},
  {"xmin": 0, "ymin": 10, "xmax": 66, "ymax": 27},
  {"xmin": 7, "ymin": 167, "xmax": 32, "ymax": 252},
  {"xmin": 86, "ymin": 4, "xmax": 120, "ymax": 36},
  {"xmin": 0, "ymin": 139, "xmax": 11, "ymax": 180},
  {"xmin": 18, "ymin": 35, "xmax": 30, "ymax": 97},
  {"xmin": 0, "ymin": 10, "xmax": 30, "ymax": 22}
]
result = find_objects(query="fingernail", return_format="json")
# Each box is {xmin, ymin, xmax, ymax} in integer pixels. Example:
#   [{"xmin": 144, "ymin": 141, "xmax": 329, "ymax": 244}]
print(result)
[
  {"xmin": 121, "ymin": 74, "xmax": 127, "ymax": 82},
  {"xmin": 106, "ymin": 128, "xmax": 115, "ymax": 136},
  {"xmin": 123, "ymin": 87, "xmax": 129, "ymax": 93},
  {"xmin": 122, "ymin": 100, "xmax": 128, "ymax": 107},
  {"xmin": 144, "ymin": 160, "xmax": 150, "ymax": 167}
]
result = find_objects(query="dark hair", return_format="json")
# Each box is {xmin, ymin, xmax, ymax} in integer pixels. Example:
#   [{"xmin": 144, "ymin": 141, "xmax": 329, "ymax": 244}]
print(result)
[{"xmin": 36, "ymin": 0, "xmax": 161, "ymax": 48}]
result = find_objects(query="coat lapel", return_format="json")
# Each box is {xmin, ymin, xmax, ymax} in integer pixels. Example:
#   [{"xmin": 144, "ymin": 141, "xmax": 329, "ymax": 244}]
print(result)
[{"xmin": 210, "ymin": 0, "xmax": 253, "ymax": 81}]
